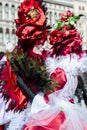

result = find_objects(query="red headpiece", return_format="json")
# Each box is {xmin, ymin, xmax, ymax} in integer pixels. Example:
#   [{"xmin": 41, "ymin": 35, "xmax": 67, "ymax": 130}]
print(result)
[
  {"xmin": 15, "ymin": 0, "xmax": 48, "ymax": 50},
  {"xmin": 49, "ymin": 11, "xmax": 83, "ymax": 56}
]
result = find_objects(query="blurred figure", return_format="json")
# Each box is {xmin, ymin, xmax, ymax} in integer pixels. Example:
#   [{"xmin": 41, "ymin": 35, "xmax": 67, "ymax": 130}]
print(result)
[
  {"xmin": 75, "ymin": 76, "xmax": 87, "ymax": 107},
  {"xmin": 0, "ymin": 52, "xmax": 4, "ymax": 60}
]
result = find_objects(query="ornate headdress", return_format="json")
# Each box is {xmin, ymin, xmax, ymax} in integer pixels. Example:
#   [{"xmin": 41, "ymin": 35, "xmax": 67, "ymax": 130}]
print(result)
[
  {"xmin": 49, "ymin": 11, "xmax": 83, "ymax": 56},
  {"xmin": 15, "ymin": 0, "xmax": 48, "ymax": 50}
]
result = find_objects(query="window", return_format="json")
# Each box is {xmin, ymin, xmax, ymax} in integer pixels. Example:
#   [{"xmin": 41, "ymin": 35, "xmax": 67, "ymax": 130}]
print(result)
[
  {"xmin": 79, "ymin": 6, "xmax": 85, "ymax": 11},
  {"xmin": 11, "ymin": 29, "xmax": 15, "ymax": 43},
  {"xmin": 59, "ymin": 12, "xmax": 61, "ymax": 17},
  {"xmin": 5, "ymin": 4, "xmax": 9, "ymax": 19},
  {"xmin": 63, "ymin": 6, "xmax": 65, "ymax": 9},
  {"xmin": 5, "ymin": 29, "xmax": 9, "ymax": 42},
  {"xmin": 0, "ymin": 3, "xmax": 2, "ymax": 19},
  {"xmin": 16, "ymin": 6, "xmax": 20, "ymax": 17},
  {"xmin": 55, "ymin": 12, "xmax": 57, "ymax": 18},
  {"xmin": 17, "ymin": 6, "xmax": 20, "ymax": 12},
  {"xmin": 11, "ymin": 5, "xmax": 15, "ymax": 19},
  {"xmin": 50, "ymin": 12, "xmax": 52, "ymax": 26},
  {"xmin": 59, "ymin": 5, "xmax": 61, "ymax": 9},
  {"xmin": 79, "ymin": 6, "xmax": 81, "ymax": 10},
  {"xmin": 0, "ymin": 28, "xmax": 3, "ymax": 44},
  {"xmin": 82, "ymin": 6, "xmax": 85, "ymax": 10}
]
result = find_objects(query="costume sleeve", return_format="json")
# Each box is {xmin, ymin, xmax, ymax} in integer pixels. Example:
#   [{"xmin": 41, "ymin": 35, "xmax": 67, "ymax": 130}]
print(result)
[
  {"xmin": 0, "ymin": 55, "xmax": 27, "ymax": 111},
  {"xmin": 0, "ymin": 56, "xmax": 26, "ymax": 129}
]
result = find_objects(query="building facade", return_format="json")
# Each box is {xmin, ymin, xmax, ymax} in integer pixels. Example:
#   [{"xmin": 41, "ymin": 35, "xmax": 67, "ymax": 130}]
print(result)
[
  {"xmin": 0, "ymin": 0, "xmax": 87, "ymax": 52},
  {"xmin": 0, "ymin": 0, "xmax": 20, "ymax": 52},
  {"xmin": 43, "ymin": 0, "xmax": 73, "ymax": 27}
]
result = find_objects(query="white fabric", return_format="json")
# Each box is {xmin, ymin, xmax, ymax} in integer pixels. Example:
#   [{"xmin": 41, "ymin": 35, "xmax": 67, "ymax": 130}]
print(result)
[
  {"xmin": 22, "ymin": 75, "xmax": 86, "ymax": 129},
  {"xmin": 22, "ymin": 53, "xmax": 87, "ymax": 129},
  {"xmin": 0, "ymin": 53, "xmax": 87, "ymax": 129}
]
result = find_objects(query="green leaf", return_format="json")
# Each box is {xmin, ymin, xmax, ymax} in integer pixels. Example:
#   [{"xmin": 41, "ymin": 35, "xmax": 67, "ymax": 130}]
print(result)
[
  {"xmin": 54, "ymin": 19, "xmax": 62, "ymax": 29},
  {"xmin": 69, "ymin": 14, "xmax": 84, "ymax": 24}
]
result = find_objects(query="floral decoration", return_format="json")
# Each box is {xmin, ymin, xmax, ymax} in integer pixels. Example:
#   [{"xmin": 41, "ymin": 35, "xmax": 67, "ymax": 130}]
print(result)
[
  {"xmin": 49, "ymin": 11, "xmax": 83, "ymax": 56},
  {"xmin": 15, "ymin": 0, "xmax": 48, "ymax": 48}
]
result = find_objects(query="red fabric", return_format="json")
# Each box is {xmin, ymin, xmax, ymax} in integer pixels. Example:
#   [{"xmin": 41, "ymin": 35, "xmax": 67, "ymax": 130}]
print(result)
[
  {"xmin": 15, "ymin": 0, "xmax": 47, "ymax": 47},
  {"xmin": 82, "ymin": 121, "xmax": 87, "ymax": 130},
  {"xmin": 43, "ymin": 68, "xmax": 67, "ymax": 102},
  {"xmin": 44, "ymin": 94, "xmax": 49, "ymax": 103},
  {"xmin": 23, "ymin": 111, "xmax": 66, "ymax": 130},
  {"xmin": 50, "ymin": 68, "xmax": 67, "ymax": 91},
  {"xmin": 50, "ymin": 28, "xmax": 82, "ymax": 56},
  {"xmin": 6, "ymin": 60, "xmax": 27, "ymax": 110},
  {"xmin": 69, "ymin": 98, "xmax": 74, "ymax": 104},
  {"xmin": 1, "ymin": 59, "xmax": 27, "ymax": 111},
  {"xmin": 0, "ymin": 125, "xmax": 4, "ymax": 130}
]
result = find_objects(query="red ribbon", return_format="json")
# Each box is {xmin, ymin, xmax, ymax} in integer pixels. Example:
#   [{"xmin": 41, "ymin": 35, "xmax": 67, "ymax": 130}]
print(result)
[
  {"xmin": 23, "ymin": 111, "xmax": 66, "ymax": 130},
  {"xmin": 1, "ymin": 59, "xmax": 27, "ymax": 110}
]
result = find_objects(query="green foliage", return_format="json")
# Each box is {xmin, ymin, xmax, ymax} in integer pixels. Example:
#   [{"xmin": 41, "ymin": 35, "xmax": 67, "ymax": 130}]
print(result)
[
  {"xmin": 68, "ymin": 14, "xmax": 84, "ymax": 23},
  {"xmin": 54, "ymin": 13, "xmax": 84, "ymax": 30}
]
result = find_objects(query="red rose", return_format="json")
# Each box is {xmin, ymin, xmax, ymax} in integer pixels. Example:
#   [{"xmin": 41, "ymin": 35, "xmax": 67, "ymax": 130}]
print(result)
[
  {"xmin": 66, "ymin": 10, "xmax": 73, "ymax": 17},
  {"xmin": 61, "ymin": 17, "xmax": 68, "ymax": 22},
  {"xmin": 50, "ymin": 68, "xmax": 67, "ymax": 91},
  {"xmin": 16, "ymin": 0, "xmax": 41, "ymax": 24},
  {"xmin": 63, "ymin": 29, "xmax": 77, "ymax": 38},
  {"xmin": 15, "ymin": 0, "xmax": 47, "ymax": 48},
  {"xmin": 49, "ymin": 30, "xmax": 63, "ymax": 45},
  {"xmin": 61, "ymin": 10, "xmax": 73, "ymax": 22},
  {"xmin": 49, "ymin": 29, "xmax": 82, "ymax": 56},
  {"xmin": 62, "ymin": 30, "xmax": 82, "ymax": 55}
]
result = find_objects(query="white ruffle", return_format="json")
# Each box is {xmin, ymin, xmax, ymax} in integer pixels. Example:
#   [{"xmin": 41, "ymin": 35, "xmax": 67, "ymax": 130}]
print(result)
[
  {"xmin": 0, "ymin": 53, "xmax": 87, "ymax": 130},
  {"xmin": 23, "ymin": 93, "xmax": 87, "ymax": 130},
  {"xmin": 0, "ymin": 94, "xmax": 26, "ymax": 129},
  {"xmin": 46, "ymin": 53, "xmax": 87, "ymax": 76},
  {"xmin": 1, "ymin": 92, "xmax": 87, "ymax": 130}
]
